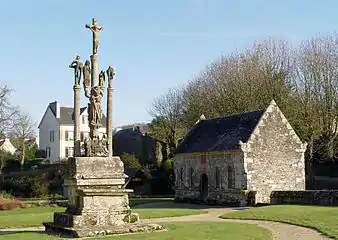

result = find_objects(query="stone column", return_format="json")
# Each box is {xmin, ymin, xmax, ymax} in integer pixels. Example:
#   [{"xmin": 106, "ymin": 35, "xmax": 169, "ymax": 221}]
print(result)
[
  {"xmin": 106, "ymin": 84, "xmax": 113, "ymax": 157},
  {"xmin": 73, "ymin": 84, "xmax": 81, "ymax": 157},
  {"xmin": 90, "ymin": 54, "xmax": 99, "ymax": 87}
]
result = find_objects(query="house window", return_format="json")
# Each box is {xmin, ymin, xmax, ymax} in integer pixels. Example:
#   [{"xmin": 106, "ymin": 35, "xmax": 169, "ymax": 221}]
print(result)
[
  {"xmin": 215, "ymin": 167, "xmax": 220, "ymax": 188},
  {"xmin": 180, "ymin": 168, "xmax": 184, "ymax": 186},
  {"xmin": 189, "ymin": 167, "xmax": 194, "ymax": 187},
  {"xmin": 69, "ymin": 131, "xmax": 74, "ymax": 141},
  {"xmin": 49, "ymin": 130, "xmax": 55, "ymax": 142},
  {"xmin": 227, "ymin": 166, "xmax": 235, "ymax": 189},
  {"xmin": 82, "ymin": 115, "xmax": 86, "ymax": 124},
  {"xmin": 46, "ymin": 147, "xmax": 51, "ymax": 158},
  {"xmin": 80, "ymin": 132, "xmax": 84, "ymax": 141},
  {"xmin": 65, "ymin": 147, "xmax": 74, "ymax": 158},
  {"xmin": 65, "ymin": 130, "xmax": 69, "ymax": 141}
]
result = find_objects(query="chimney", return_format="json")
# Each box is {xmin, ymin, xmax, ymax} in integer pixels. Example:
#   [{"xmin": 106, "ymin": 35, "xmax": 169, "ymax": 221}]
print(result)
[{"xmin": 49, "ymin": 101, "xmax": 60, "ymax": 119}]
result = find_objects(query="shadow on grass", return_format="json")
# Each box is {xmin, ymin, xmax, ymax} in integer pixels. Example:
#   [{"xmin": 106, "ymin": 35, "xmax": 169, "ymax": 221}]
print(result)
[{"xmin": 0, "ymin": 229, "xmax": 45, "ymax": 236}]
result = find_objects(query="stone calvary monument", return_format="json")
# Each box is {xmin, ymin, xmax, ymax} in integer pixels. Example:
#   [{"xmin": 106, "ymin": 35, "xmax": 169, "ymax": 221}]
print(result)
[{"xmin": 43, "ymin": 18, "xmax": 162, "ymax": 238}]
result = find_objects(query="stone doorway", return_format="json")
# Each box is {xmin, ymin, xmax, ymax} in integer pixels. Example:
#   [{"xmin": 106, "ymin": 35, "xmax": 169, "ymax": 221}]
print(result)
[{"xmin": 200, "ymin": 173, "xmax": 208, "ymax": 200}]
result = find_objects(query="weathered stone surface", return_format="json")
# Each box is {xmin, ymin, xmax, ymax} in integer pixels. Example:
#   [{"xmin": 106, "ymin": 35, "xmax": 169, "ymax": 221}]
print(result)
[
  {"xmin": 44, "ymin": 222, "xmax": 163, "ymax": 238},
  {"xmin": 243, "ymin": 102, "xmax": 306, "ymax": 204},
  {"xmin": 271, "ymin": 190, "xmax": 338, "ymax": 206},
  {"xmin": 43, "ymin": 156, "xmax": 162, "ymax": 238},
  {"xmin": 66, "ymin": 156, "xmax": 125, "ymax": 179},
  {"xmin": 174, "ymin": 101, "xmax": 306, "ymax": 206}
]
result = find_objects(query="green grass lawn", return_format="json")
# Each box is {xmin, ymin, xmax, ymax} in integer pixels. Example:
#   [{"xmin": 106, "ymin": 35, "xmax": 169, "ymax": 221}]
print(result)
[
  {"xmin": 221, "ymin": 205, "xmax": 338, "ymax": 239},
  {"xmin": 0, "ymin": 222, "xmax": 272, "ymax": 240},
  {"xmin": 0, "ymin": 200, "xmax": 206, "ymax": 229}
]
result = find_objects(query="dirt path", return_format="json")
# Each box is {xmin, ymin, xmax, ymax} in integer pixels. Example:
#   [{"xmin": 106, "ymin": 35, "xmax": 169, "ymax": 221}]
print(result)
[
  {"xmin": 136, "ymin": 202, "xmax": 330, "ymax": 240},
  {"xmin": 0, "ymin": 202, "xmax": 331, "ymax": 240}
]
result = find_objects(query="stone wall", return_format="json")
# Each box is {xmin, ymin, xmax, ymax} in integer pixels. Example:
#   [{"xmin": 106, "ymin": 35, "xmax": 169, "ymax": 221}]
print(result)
[
  {"xmin": 271, "ymin": 190, "xmax": 338, "ymax": 206},
  {"xmin": 175, "ymin": 189, "xmax": 256, "ymax": 207},
  {"xmin": 174, "ymin": 150, "xmax": 250, "ymax": 206},
  {"xmin": 241, "ymin": 101, "xmax": 307, "ymax": 204}
]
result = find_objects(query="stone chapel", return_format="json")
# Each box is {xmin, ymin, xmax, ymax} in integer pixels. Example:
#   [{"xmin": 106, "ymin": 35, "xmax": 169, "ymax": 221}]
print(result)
[{"xmin": 174, "ymin": 100, "xmax": 307, "ymax": 206}]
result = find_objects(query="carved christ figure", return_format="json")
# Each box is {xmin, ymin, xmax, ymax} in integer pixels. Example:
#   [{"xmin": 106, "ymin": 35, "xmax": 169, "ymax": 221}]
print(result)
[
  {"xmin": 85, "ymin": 18, "xmax": 104, "ymax": 55},
  {"xmin": 69, "ymin": 55, "xmax": 83, "ymax": 85},
  {"xmin": 83, "ymin": 60, "xmax": 91, "ymax": 97}
]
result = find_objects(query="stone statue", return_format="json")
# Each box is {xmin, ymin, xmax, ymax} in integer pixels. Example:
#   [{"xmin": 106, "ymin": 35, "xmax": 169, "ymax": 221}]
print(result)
[
  {"xmin": 69, "ymin": 56, "xmax": 83, "ymax": 85},
  {"xmin": 84, "ymin": 137, "xmax": 92, "ymax": 156},
  {"xmin": 99, "ymin": 70, "xmax": 106, "ymax": 88},
  {"xmin": 83, "ymin": 60, "xmax": 91, "ymax": 96},
  {"xmin": 88, "ymin": 86, "xmax": 104, "ymax": 129},
  {"xmin": 85, "ymin": 17, "xmax": 104, "ymax": 55},
  {"xmin": 106, "ymin": 66, "xmax": 115, "ymax": 88},
  {"xmin": 101, "ymin": 134, "xmax": 109, "ymax": 154}
]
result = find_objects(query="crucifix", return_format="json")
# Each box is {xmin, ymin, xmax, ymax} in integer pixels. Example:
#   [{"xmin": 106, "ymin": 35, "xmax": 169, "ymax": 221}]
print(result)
[{"xmin": 85, "ymin": 17, "xmax": 104, "ymax": 55}]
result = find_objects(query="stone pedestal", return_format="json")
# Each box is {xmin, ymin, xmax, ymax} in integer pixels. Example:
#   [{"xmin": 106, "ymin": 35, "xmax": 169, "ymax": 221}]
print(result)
[{"xmin": 43, "ymin": 156, "xmax": 163, "ymax": 238}]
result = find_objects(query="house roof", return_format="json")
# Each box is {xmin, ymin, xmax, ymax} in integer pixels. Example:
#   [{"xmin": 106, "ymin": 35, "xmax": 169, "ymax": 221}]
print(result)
[
  {"xmin": 175, "ymin": 110, "xmax": 265, "ymax": 154},
  {"xmin": 57, "ymin": 107, "xmax": 87, "ymax": 125}
]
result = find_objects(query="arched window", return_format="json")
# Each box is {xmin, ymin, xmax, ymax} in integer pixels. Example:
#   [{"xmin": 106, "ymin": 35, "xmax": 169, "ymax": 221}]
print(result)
[
  {"xmin": 215, "ymin": 167, "xmax": 220, "ymax": 188},
  {"xmin": 180, "ymin": 168, "xmax": 184, "ymax": 186},
  {"xmin": 190, "ymin": 168, "xmax": 194, "ymax": 187},
  {"xmin": 227, "ymin": 166, "xmax": 234, "ymax": 189}
]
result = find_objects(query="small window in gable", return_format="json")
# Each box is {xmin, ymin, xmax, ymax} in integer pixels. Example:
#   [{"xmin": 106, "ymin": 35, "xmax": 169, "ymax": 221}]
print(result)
[{"xmin": 50, "ymin": 130, "xmax": 55, "ymax": 142}]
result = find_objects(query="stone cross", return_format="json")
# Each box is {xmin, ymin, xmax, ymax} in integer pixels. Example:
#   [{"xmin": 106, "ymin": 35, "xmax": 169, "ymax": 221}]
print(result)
[{"xmin": 85, "ymin": 17, "xmax": 104, "ymax": 55}]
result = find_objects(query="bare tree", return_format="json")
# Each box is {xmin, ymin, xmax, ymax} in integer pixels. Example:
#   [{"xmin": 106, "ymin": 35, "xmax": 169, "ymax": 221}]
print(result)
[
  {"xmin": 11, "ymin": 112, "xmax": 36, "ymax": 168},
  {"xmin": 295, "ymin": 34, "xmax": 338, "ymax": 185},
  {"xmin": 181, "ymin": 38, "xmax": 296, "ymax": 129},
  {"xmin": 0, "ymin": 85, "xmax": 19, "ymax": 134},
  {"xmin": 148, "ymin": 87, "xmax": 186, "ymax": 156}
]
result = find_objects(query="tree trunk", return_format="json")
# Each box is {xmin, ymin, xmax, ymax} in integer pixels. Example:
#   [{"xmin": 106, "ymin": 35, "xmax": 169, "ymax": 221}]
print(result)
[
  {"xmin": 20, "ymin": 139, "xmax": 25, "ymax": 170},
  {"xmin": 306, "ymin": 134, "xmax": 315, "ymax": 189}
]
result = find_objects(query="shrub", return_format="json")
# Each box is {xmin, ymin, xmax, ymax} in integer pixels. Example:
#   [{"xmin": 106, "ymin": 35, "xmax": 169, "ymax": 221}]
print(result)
[
  {"xmin": 120, "ymin": 153, "xmax": 141, "ymax": 169},
  {"xmin": 1, "ymin": 175, "xmax": 49, "ymax": 198},
  {"xmin": 0, "ymin": 192, "xmax": 24, "ymax": 210}
]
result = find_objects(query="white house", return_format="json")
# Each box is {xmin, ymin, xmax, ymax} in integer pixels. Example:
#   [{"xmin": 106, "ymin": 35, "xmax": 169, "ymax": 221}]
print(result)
[
  {"xmin": 38, "ymin": 101, "xmax": 107, "ymax": 163},
  {"xmin": 0, "ymin": 138, "xmax": 17, "ymax": 155}
]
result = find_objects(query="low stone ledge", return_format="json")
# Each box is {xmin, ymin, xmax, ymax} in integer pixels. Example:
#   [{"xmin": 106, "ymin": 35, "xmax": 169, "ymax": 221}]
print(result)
[
  {"xmin": 270, "ymin": 190, "xmax": 338, "ymax": 206},
  {"xmin": 43, "ymin": 221, "xmax": 164, "ymax": 238},
  {"xmin": 175, "ymin": 190, "xmax": 256, "ymax": 207}
]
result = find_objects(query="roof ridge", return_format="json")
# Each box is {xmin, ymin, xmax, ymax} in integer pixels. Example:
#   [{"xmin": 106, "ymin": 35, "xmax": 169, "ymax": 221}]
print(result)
[{"xmin": 203, "ymin": 109, "xmax": 265, "ymax": 122}]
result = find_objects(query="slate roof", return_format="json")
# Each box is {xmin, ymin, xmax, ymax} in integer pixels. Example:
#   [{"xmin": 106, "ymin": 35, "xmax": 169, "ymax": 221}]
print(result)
[
  {"xmin": 57, "ymin": 107, "xmax": 86, "ymax": 125},
  {"xmin": 51, "ymin": 106, "xmax": 107, "ymax": 127},
  {"xmin": 175, "ymin": 110, "xmax": 265, "ymax": 154}
]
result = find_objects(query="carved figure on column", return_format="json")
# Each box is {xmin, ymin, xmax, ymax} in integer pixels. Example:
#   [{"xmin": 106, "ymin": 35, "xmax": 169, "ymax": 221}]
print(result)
[
  {"xmin": 85, "ymin": 17, "xmax": 104, "ymax": 55},
  {"xmin": 88, "ymin": 86, "xmax": 104, "ymax": 132},
  {"xmin": 99, "ymin": 70, "xmax": 106, "ymax": 89},
  {"xmin": 106, "ymin": 66, "xmax": 115, "ymax": 88},
  {"xmin": 69, "ymin": 56, "xmax": 83, "ymax": 85},
  {"xmin": 83, "ymin": 60, "xmax": 91, "ymax": 97}
]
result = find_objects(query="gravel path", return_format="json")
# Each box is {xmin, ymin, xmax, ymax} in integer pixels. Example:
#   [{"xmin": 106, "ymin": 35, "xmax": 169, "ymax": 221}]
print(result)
[
  {"xmin": 0, "ymin": 202, "xmax": 331, "ymax": 240},
  {"xmin": 137, "ymin": 202, "xmax": 330, "ymax": 240}
]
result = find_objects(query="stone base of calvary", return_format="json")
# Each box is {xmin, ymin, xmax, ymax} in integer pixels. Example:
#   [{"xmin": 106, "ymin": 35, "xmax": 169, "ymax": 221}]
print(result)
[{"xmin": 43, "ymin": 18, "xmax": 163, "ymax": 238}]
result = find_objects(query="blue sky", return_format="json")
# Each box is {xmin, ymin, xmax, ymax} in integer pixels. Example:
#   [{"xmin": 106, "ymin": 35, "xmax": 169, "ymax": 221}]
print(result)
[{"xmin": 1, "ymin": 0, "xmax": 338, "ymax": 129}]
